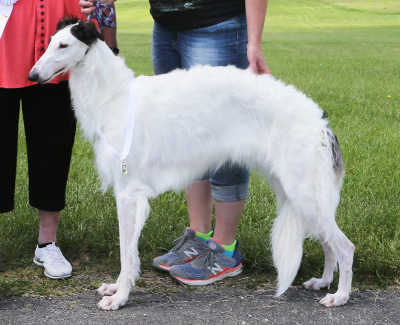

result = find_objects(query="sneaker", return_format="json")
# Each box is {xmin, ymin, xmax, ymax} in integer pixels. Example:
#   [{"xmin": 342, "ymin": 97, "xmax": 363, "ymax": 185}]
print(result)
[
  {"xmin": 152, "ymin": 228, "xmax": 209, "ymax": 272},
  {"xmin": 169, "ymin": 238, "xmax": 242, "ymax": 286},
  {"xmin": 33, "ymin": 242, "xmax": 72, "ymax": 279}
]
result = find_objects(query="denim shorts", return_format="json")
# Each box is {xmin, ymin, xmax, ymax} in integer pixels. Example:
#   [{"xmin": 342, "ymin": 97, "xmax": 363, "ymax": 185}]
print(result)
[{"xmin": 152, "ymin": 13, "xmax": 250, "ymax": 202}]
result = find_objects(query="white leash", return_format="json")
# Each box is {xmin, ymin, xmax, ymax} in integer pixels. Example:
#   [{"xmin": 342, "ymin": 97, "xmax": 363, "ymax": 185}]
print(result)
[{"xmin": 97, "ymin": 76, "xmax": 137, "ymax": 175}]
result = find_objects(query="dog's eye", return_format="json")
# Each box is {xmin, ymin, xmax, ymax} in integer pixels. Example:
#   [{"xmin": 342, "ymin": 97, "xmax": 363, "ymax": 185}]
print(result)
[{"xmin": 59, "ymin": 43, "xmax": 69, "ymax": 49}]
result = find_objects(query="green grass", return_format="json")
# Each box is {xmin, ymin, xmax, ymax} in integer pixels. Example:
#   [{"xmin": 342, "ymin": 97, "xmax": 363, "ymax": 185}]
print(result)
[{"xmin": 0, "ymin": 0, "xmax": 399, "ymax": 296}]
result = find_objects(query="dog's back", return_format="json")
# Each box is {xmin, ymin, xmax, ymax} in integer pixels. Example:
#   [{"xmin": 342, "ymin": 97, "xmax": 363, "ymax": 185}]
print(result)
[{"xmin": 132, "ymin": 65, "xmax": 330, "ymax": 184}]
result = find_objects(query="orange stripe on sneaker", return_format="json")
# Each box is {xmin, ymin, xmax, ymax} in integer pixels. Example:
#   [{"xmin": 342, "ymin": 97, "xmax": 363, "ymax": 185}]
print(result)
[
  {"xmin": 159, "ymin": 265, "xmax": 171, "ymax": 270},
  {"xmin": 175, "ymin": 263, "xmax": 242, "ymax": 283}
]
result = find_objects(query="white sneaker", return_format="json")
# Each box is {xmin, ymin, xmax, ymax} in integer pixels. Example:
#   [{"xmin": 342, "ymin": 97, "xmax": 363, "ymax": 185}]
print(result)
[{"xmin": 33, "ymin": 243, "xmax": 72, "ymax": 279}]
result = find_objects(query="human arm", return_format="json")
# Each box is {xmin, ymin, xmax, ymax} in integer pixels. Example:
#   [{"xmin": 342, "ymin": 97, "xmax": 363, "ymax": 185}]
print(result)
[{"xmin": 245, "ymin": 0, "xmax": 271, "ymax": 75}]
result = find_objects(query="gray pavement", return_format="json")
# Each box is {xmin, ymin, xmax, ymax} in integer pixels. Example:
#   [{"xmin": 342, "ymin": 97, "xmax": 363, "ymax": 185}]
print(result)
[{"xmin": 1, "ymin": 285, "xmax": 399, "ymax": 324}]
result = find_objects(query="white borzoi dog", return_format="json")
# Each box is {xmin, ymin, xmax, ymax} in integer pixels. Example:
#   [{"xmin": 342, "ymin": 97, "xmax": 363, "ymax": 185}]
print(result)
[{"xmin": 29, "ymin": 18, "xmax": 354, "ymax": 310}]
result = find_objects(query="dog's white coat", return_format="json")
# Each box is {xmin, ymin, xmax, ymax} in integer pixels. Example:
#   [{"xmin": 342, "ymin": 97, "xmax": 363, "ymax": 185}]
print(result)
[{"xmin": 29, "ymin": 22, "xmax": 355, "ymax": 310}]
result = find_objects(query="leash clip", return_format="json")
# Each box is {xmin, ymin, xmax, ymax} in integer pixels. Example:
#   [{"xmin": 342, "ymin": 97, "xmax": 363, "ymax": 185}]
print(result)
[{"xmin": 121, "ymin": 159, "xmax": 128, "ymax": 175}]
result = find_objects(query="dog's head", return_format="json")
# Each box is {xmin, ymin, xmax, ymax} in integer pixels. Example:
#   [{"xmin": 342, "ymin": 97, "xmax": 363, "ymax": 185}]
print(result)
[{"xmin": 28, "ymin": 17, "xmax": 104, "ymax": 84}]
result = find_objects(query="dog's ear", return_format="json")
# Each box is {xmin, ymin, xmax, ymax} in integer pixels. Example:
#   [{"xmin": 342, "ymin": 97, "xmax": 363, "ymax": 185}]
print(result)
[
  {"xmin": 56, "ymin": 16, "xmax": 80, "ymax": 31},
  {"xmin": 71, "ymin": 20, "xmax": 104, "ymax": 46}
]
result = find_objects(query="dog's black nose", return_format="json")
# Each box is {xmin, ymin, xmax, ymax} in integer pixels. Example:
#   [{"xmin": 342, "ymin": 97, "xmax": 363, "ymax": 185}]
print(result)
[{"xmin": 28, "ymin": 71, "xmax": 39, "ymax": 82}]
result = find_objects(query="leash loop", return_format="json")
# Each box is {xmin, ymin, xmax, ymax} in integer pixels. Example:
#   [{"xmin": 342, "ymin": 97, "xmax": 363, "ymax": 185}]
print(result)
[{"xmin": 87, "ymin": 0, "xmax": 115, "ymax": 30}]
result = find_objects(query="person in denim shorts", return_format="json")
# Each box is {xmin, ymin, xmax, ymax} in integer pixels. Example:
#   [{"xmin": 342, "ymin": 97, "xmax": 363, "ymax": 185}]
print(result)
[{"xmin": 80, "ymin": 0, "xmax": 271, "ymax": 285}]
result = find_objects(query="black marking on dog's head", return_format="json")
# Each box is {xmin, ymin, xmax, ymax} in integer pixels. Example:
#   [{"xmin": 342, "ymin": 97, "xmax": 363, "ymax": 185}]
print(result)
[
  {"xmin": 56, "ymin": 16, "xmax": 80, "ymax": 31},
  {"xmin": 54, "ymin": 17, "xmax": 104, "ymax": 47},
  {"xmin": 71, "ymin": 20, "xmax": 104, "ymax": 46}
]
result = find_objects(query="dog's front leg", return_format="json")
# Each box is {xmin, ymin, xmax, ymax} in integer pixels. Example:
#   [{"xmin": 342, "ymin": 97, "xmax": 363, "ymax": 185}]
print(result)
[
  {"xmin": 98, "ymin": 281, "xmax": 119, "ymax": 297},
  {"xmin": 97, "ymin": 191, "xmax": 150, "ymax": 310}
]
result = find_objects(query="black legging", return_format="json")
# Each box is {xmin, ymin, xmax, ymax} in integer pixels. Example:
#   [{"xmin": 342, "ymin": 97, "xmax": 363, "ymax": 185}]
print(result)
[{"xmin": 0, "ymin": 82, "xmax": 76, "ymax": 213}]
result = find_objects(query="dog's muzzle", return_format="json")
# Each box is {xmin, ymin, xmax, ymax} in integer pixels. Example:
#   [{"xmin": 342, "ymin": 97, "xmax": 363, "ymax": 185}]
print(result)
[{"xmin": 28, "ymin": 71, "xmax": 39, "ymax": 83}]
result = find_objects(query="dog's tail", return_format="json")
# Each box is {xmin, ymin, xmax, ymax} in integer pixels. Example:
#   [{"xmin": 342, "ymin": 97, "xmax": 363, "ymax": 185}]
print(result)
[
  {"xmin": 326, "ymin": 127, "xmax": 345, "ymax": 183},
  {"xmin": 271, "ymin": 201, "xmax": 305, "ymax": 296},
  {"xmin": 322, "ymin": 112, "xmax": 345, "ymax": 182},
  {"xmin": 271, "ymin": 122, "xmax": 345, "ymax": 297}
]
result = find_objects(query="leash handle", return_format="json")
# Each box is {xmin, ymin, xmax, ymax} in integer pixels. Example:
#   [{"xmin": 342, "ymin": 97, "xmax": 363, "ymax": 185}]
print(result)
[{"xmin": 86, "ymin": 0, "xmax": 115, "ymax": 29}]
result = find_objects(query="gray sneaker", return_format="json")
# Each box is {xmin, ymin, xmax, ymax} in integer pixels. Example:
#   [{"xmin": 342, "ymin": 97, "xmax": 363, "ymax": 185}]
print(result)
[
  {"xmin": 169, "ymin": 238, "xmax": 242, "ymax": 285},
  {"xmin": 152, "ymin": 228, "xmax": 210, "ymax": 272}
]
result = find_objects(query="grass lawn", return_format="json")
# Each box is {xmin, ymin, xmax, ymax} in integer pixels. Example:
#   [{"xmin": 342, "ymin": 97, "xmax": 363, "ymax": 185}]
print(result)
[{"xmin": 0, "ymin": 0, "xmax": 399, "ymax": 296}]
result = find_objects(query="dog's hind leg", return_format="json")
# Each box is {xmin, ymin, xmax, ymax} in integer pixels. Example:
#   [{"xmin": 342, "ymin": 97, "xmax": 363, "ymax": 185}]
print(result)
[
  {"xmin": 303, "ymin": 239, "xmax": 337, "ymax": 290},
  {"xmin": 317, "ymin": 228, "xmax": 354, "ymax": 307},
  {"xmin": 270, "ymin": 176, "xmax": 343, "ymax": 300},
  {"xmin": 289, "ymin": 185, "xmax": 354, "ymax": 307},
  {"xmin": 301, "ymin": 182, "xmax": 354, "ymax": 305},
  {"xmin": 97, "ymin": 190, "xmax": 150, "ymax": 310},
  {"xmin": 304, "ymin": 177, "xmax": 354, "ymax": 304}
]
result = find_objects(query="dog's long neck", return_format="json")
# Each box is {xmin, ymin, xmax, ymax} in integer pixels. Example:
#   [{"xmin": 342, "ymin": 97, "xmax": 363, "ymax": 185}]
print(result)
[{"xmin": 68, "ymin": 39, "xmax": 134, "ymax": 141}]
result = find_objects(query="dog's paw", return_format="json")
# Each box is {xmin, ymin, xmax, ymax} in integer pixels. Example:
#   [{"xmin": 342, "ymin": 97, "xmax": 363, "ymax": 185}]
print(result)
[
  {"xmin": 319, "ymin": 293, "xmax": 349, "ymax": 307},
  {"xmin": 303, "ymin": 277, "xmax": 330, "ymax": 290},
  {"xmin": 97, "ymin": 283, "xmax": 118, "ymax": 296},
  {"xmin": 97, "ymin": 295, "xmax": 127, "ymax": 311}
]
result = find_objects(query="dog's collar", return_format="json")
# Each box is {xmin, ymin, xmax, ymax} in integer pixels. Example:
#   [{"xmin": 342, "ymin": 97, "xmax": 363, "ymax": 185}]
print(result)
[
  {"xmin": 79, "ymin": 46, "xmax": 91, "ymax": 64},
  {"xmin": 96, "ymin": 76, "xmax": 137, "ymax": 175}
]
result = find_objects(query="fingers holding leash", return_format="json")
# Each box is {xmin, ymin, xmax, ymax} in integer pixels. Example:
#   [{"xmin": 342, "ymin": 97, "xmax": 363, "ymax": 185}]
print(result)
[
  {"xmin": 80, "ymin": 0, "xmax": 118, "ymax": 54},
  {"xmin": 81, "ymin": 0, "xmax": 116, "ymax": 29},
  {"xmin": 80, "ymin": 0, "xmax": 96, "ymax": 15},
  {"xmin": 80, "ymin": 0, "xmax": 117, "ymax": 16}
]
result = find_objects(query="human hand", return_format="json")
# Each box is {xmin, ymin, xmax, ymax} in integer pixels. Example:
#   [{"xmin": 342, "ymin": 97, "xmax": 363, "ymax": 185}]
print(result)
[
  {"xmin": 247, "ymin": 43, "xmax": 271, "ymax": 75},
  {"xmin": 79, "ymin": 0, "xmax": 96, "ymax": 15},
  {"xmin": 79, "ymin": 0, "xmax": 117, "ymax": 15}
]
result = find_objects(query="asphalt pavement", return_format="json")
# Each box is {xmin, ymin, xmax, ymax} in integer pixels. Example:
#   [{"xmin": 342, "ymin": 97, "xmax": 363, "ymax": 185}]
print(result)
[{"xmin": 1, "ymin": 285, "xmax": 399, "ymax": 324}]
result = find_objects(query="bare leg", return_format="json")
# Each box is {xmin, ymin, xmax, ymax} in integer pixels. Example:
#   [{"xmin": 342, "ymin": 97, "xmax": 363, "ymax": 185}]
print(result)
[
  {"xmin": 38, "ymin": 210, "xmax": 61, "ymax": 244},
  {"xmin": 186, "ymin": 180, "xmax": 245, "ymax": 246},
  {"xmin": 186, "ymin": 180, "xmax": 213, "ymax": 234},
  {"xmin": 213, "ymin": 199, "xmax": 245, "ymax": 246}
]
